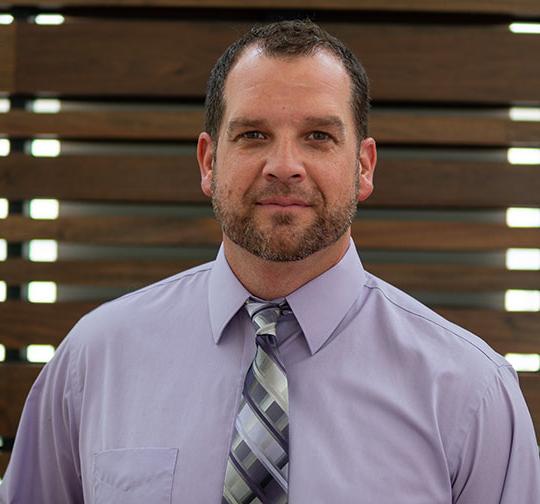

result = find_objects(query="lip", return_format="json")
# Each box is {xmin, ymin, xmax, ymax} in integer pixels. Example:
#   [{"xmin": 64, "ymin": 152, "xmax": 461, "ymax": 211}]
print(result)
[{"xmin": 257, "ymin": 197, "xmax": 311, "ymax": 207}]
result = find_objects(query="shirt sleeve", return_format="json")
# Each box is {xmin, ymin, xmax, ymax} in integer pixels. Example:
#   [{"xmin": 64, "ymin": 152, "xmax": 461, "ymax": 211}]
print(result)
[
  {"xmin": 452, "ymin": 364, "xmax": 540, "ymax": 503},
  {"xmin": 0, "ymin": 335, "xmax": 84, "ymax": 504}
]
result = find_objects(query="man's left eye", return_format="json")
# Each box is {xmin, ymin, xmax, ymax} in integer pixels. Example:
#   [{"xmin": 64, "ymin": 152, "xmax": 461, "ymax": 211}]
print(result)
[{"xmin": 308, "ymin": 131, "xmax": 331, "ymax": 141}]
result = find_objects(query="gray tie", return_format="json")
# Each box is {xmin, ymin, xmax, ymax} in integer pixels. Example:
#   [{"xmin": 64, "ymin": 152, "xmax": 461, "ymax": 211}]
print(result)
[{"xmin": 222, "ymin": 299, "xmax": 291, "ymax": 504}]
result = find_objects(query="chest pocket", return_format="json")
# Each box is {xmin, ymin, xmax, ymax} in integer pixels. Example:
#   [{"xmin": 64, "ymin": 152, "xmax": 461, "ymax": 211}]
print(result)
[{"xmin": 93, "ymin": 447, "xmax": 178, "ymax": 504}]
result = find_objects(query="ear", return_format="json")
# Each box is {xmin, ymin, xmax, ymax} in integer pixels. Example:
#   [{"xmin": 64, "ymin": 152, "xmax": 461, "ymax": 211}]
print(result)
[
  {"xmin": 197, "ymin": 132, "xmax": 214, "ymax": 198},
  {"xmin": 357, "ymin": 137, "xmax": 377, "ymax": 202}
]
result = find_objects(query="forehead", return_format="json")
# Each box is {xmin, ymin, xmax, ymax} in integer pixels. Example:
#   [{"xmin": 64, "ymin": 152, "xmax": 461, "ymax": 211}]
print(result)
[{"xmin": 222, "ymin": 46, "xmax": 354, "ymax": 128}]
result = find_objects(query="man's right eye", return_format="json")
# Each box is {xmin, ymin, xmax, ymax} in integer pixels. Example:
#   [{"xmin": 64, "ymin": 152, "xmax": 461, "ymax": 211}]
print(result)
[{"xmin": 240, "ymin": 131, "xmax": 265, "ymax": 140}]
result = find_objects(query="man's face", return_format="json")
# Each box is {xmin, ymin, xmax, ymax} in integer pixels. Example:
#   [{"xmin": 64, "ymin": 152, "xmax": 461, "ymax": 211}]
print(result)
[{"xmin": 198, "ymin": 47, "xmax": 376, "ymax": 261}]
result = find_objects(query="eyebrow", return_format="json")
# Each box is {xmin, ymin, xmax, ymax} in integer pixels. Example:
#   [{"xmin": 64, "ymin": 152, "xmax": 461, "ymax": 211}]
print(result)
[{"xmin": 226, "ymin": 115, "xmax": 346, "ymax": 138}]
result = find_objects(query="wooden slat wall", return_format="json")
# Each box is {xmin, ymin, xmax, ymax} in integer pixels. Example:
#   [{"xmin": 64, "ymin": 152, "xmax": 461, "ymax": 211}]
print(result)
[{"xmin": 1, "ymin": 0, "xmax": 540, "ymax": 475}]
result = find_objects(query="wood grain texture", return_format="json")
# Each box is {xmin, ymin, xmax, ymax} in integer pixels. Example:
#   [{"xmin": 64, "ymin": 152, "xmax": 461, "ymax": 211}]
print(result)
[
  {"xmin": 0, "ymin": 302, "xmax": 538, "ymax": 355},
  {"xmin": 1, "ymin": 154, "xmax": 539, "ymax": 207},
  {"xmin": 12, "ymin": 21, "xmax": 540, "ymax": 103},
  {"xmin": 435, "ymin": 308, "xmax": 540, "ymax": 355},
  {"xmin": 0, "ymin": 301, "xmax": 99, "ymax": 347},
  {"xmin": 0, "ymin": 363, "xmax": 42, "ymax": 437},
  {"xmin": 5, "ymin": 0, "xmax": 540, "ymax": 16},
  {"xmin": 519, "ymin": 373, "xmax": 540, "ymax": 440},
  {"xmin": 0, "ymin": 25, "xmax": 15, "ymax": 93},
  {"xmin": 3, "ymin": 108, "xmax": 540, "ymax": 147},
  {"xmin": 1, "ymin": 216, "xmax": 540, "ymax": 251},
  {"xmin": 0, "ymin": 259, "xmax": 539, "ymax": 291}
]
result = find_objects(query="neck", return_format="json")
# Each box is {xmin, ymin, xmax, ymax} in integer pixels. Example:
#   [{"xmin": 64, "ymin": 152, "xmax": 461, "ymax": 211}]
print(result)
[{"xmin": 223, "ymin": 232, "xmax": 351, "ymax": 300}]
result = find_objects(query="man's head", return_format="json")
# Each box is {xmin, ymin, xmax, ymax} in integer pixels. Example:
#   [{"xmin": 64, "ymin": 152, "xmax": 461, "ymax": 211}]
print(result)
[
  {"xmin": 205, "ymin": 19, "xmax": 370, "ymax": 144},
  {"xmin": 197, "ymin": 20, "xmax": 377, "ymax": 263}
]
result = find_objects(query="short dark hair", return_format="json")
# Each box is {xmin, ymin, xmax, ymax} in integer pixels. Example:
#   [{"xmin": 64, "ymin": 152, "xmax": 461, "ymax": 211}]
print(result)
[{"xmin": 204, "ymin": 19, "xmax": 370, "ymax": 143}]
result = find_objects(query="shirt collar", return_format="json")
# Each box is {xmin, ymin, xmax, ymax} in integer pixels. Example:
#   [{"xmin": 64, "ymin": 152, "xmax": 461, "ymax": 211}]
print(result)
[
  {"xmin": 286, "ymin": 238, "xmax": 366, "ymax": 355},
  {"xmin": 208, "ymin": 238, "xmax": 366, "ymax": 355}
]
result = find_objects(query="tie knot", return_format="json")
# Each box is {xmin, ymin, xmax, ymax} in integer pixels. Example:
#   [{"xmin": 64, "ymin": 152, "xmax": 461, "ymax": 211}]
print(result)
[{"xmin": 244, "ymin": 299, "xmax": 291, "ymax": 338}]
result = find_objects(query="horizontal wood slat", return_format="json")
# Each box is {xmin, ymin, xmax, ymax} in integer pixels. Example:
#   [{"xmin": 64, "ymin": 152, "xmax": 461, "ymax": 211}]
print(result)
[
  {"xmin": 0, "ymin": 363, "xmax": 42, "ymax": 437},
  {"xmin": 11, "ymin": 21, "xmax": 540, "ymax": 103},
  {"xmin": 1, "ymin": 302, "xmax": 538, "ymax": 354},
  {"xmin": 434, "ymin": 309, "xmax": 540, "ymax": 355},
  {"xmin": 1, "ymin": 154, "xmax": 539, "ymax": 207},
  {"xmin": 5, "ymin": 0, "xmax": 540, "ymax": 16},
  {"xmin": 2, "ymin": 216, "xmax": 540, "ymax": 251},
  {"xmin": 0, "ymin": 301, "xmax": 99, "ymax": 347},
  {"xmin": 0, "ymin": 26, "xmax": 15, "ymax": 93},
  {"xmin": 1, "ymin": 366, "xmax": 540, "ymax": 438},
  {"xmin": 3, "ymin": 109, "xmax": 540, "ymax": 147},
  {"xmin": 519, "ymin": 373, "xmax": 540, "ymax": 439},
  {"xmin": 0, "ymin": 451, "xmax": 9, "ymax": 477},
  {"xmin": 1, "ymin": 259, "xmax": 539, "ymax": 291}
]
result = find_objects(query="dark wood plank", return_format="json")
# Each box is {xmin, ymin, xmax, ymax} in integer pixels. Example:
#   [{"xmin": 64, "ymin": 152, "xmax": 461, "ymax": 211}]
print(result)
[
  {"xmin": 13, "ymin": 21, "xmax": 540, "ymax": 103},
  {"xmin": 6, "ymin": 0, "xmax": 540, "ymax": 16},
  {"xmin": 3, "ymin": 109, "xmax": 540, "ymax": 147},
  {"xmin": 0, "ymin": 154, "xmax": 204, "ymax": 203},
  {"xmin": 0, "ymin": 26, "xmax": 15, "ymax": 93},
  {"xmin": 369, "ymin": 158, "xmax": 540, "ymax": 208},
  {"xmin": 1, "ymin": 154, "xmax": 539, "ymax": 208},
  {"xmin": 0, "ymin": 259, "xmax": 539, "ymax": 292},
  {"xmin": 435, "ymin": 308, "xmax": 540, "ymax": 355},
  {"xmin": 519, "ymin": 373, "xmax": 540, "ymax": 440},
  {"xmin": 2, "ymin": 216, "xmax": 540, "ymax": 251},
  {"xmin": 0, "ymin": 451, "xmax": 10, "ymax": 477},
  {"xmin": 0, "ymin": 301, "xmax": 99, "ymax": 347},
  {"xmin": 0, "ymin": 363, "xmax": 42, "ymax": 437}
]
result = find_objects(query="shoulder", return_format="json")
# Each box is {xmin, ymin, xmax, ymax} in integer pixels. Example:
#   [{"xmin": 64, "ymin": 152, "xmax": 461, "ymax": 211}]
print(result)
[
  {"xmin": 360, "ymin": 270, "xmax": 509, "ymax": 373},
  {"xmin": 65, "ymin": 260, "xmax": 215, "ymax": 351}
]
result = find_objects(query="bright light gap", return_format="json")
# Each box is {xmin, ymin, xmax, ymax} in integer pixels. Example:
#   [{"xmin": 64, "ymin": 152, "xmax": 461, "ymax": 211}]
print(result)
[
  {"xmin": 507, "ymin": 148, "xmax": 540, "ymax": 165},
  {"xmin": 27, "ymin": 281, "xmax": 57, "ymax": 303},
  {"xmin": 0, "ymin": 14, "xmax": 14, "ymax": 25},
  {"xmin": 29, "ymin": 199, "xmax": 60, "ymax": 220},
  {"xmin": 0, "ymin": 138, "xmax": 10, "ymax": 157},
  {"xmin": 26, "ymin": 344, "xmax": 55, "ymax": 363},
  {"xmin": 510, "ymin": 107, "xmax": 540, "ymax": 121},
  {"xmin": 505, "ymin": 353, "xmax": 540, "ymax": 372},
  {"xmin": 505, "ymin": 290, "xmax": 540, "ymax": 312},
  {"xmin": 509, "ymin": 23, "xmax": 540, "ymax": 34},
  {"xmin": 30, "ymin": 139, "xmax": 61, "ymax": 157},
  {"xmin": 34, "ymin": 14, "xmax": 65, "ymax": 25},
  {"xmin": 506, "ymin": 249, "xmax": 540, "ymax": 271},
  {"xmin": 28, "ymin": 240, "xmax": 58, "ymax": 262},
  {"xmin": 506, "ymin": 207, "xmax": 540, "ymax": 228},
  {"xmin": 31, "ymin": 99, "xmax": 61, "ymax": 114}
]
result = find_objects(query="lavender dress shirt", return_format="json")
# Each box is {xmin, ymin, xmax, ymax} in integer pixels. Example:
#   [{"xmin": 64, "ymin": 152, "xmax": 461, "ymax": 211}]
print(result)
[{"xmin": 1, "ymin": 240, "xmax": 539, "ymax": 503}]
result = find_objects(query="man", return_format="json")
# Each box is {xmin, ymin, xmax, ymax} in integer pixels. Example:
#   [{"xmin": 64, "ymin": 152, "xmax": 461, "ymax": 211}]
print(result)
[{"xmin": 1, "ymin": 19, "xmax": 539, "ymax": 504}]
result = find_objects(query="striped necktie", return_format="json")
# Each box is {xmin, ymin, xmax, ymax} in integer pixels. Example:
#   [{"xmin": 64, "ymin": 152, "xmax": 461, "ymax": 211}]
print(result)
[{"xmin": 222, "ymin": 299, "xmax": 291, "ymax": 504}]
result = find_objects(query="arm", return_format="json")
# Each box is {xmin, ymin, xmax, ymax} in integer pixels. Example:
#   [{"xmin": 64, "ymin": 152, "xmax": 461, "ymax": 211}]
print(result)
[
  {"xmin": 0, "ymin": 336, "xmax": 84, "ymax": 503},
  {"xmin": 452, "ymin": 364, "xmax": 540, "ymax": 503}
]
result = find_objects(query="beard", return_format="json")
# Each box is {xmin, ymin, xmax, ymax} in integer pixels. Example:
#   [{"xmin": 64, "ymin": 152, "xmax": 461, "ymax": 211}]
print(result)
[{"xmin": 211, "ymin": 164, "xmax": 360, "ymax": 262}]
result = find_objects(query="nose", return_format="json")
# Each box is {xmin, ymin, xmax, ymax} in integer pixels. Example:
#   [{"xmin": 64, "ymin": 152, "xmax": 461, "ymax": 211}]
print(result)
[{"xmin": 262, "ymin": 138, "xmax": 306, "ymax": 184}]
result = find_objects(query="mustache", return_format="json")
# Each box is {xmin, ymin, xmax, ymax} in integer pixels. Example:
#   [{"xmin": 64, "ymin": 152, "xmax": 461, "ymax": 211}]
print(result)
[{"xmin": 248, "ymin": 182, "xmax": 322, "ymax": 206}]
